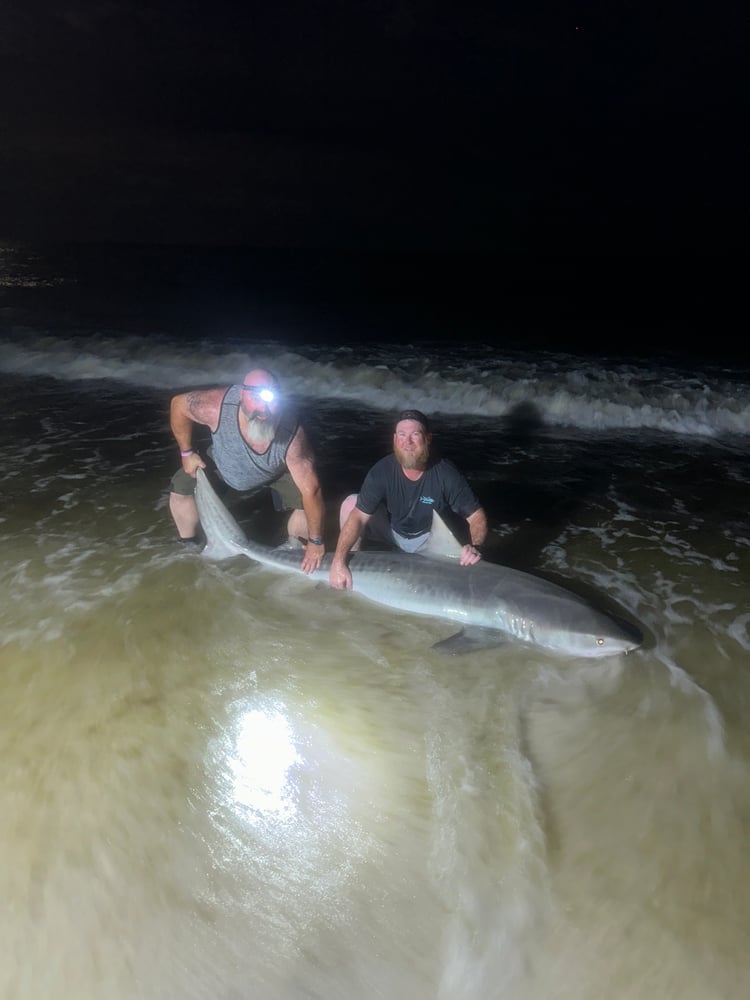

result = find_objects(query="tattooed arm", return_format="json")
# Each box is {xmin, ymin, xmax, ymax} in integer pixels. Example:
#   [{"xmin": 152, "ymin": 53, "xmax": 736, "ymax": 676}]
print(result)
[{"xmin": 170, "ymin": 388, "xmax": 225, "ymax": 475}]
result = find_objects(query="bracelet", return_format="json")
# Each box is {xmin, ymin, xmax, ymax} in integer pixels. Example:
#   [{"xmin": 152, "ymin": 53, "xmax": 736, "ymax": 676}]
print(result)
[
  {"xmin": 180, "ymin": 449, "xmax": 193, "ymax": 457},
  {"xmin": 308, "ymin": 536, "xmax": 323, "ymax": 546}
]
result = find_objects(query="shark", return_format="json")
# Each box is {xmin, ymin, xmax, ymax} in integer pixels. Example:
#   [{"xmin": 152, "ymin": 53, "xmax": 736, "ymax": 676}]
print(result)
[{"xmin": 195, "ymin": 467, "xmax": 642, "ymax": 658}]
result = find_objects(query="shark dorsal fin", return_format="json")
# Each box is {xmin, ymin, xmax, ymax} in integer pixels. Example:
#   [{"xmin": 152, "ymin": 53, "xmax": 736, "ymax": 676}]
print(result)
[{"xmin": 419, "ymin": 509, "xmax": 464, "ymax": 561}]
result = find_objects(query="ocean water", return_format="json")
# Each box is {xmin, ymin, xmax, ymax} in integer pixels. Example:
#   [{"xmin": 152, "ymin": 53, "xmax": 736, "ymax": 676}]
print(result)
[{"xmin": 1, "ymin": 242, "xmax": 749, "ymax": 1000}]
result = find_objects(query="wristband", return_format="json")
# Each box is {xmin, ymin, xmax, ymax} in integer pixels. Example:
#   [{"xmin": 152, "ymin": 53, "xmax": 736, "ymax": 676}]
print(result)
[
  {"xmin": 308, "ymin": 536, "xmax": 323, "ymax": 546},
  {"xmin": 180, "ymin": 449, "xmax": 193, "ymax": 457}
]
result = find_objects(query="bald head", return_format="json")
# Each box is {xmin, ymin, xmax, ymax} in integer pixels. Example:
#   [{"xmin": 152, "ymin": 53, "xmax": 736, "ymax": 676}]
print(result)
[{"xmin": 242, "ymin": 368, "xmax": 278, "ymax": 390}]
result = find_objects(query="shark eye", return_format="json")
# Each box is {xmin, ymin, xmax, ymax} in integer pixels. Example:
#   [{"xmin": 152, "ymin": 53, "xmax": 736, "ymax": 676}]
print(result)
[{"xmin": 596, "ymin": 638, "xmax": 604, "ymax": 645}]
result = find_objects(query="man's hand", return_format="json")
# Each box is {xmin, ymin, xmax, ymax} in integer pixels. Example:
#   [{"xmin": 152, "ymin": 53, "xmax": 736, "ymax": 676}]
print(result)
[
  {"xmin": 300, "ymin": 540, "xmax": 324, "ymax": 575},
  {"xmin": 459, "ymin": 543, "xmax": 482, "ymax": 566},
  {"xmin": 182, "ymin": 452, "xmax": 207, "ymax": 477},
  {"xmin": 329, "ymin": 558, "xmax": 353, "ymax": 590}
]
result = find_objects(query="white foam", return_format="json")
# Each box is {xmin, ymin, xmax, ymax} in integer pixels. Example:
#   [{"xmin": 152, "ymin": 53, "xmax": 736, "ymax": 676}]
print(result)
[
  {"xmin": 653, "ymin": 648, "xmax": 726, "ymax": 760},
  {"xmin": 727, "ymin": 612, "xmax": 750, "ymax": 651},
  {"xmin": 2, "ymin": 331, "xmax": 749, "ymax": 438}
]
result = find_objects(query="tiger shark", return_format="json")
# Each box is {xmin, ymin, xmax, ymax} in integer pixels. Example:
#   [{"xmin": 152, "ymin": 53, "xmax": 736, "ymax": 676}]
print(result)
[{"xmin": 195, "ymin": 468, "xmax": 642, "ymax": 658}]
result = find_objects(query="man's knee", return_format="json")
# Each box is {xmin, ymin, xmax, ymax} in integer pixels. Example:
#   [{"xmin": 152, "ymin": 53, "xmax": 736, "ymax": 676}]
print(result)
[
  {"xmin": 339, "ymin": 494, "xmax": 359, "ymax": 528},
  {"xmin": 285, "ymin": 508, "xmax": 308, "ymax": 539}
]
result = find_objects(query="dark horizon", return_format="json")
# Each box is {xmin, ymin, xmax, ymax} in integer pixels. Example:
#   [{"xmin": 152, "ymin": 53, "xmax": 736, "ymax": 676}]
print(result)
[{"xmin": 1, "ymin": 238, "xmax": 743, "ymax": 367}]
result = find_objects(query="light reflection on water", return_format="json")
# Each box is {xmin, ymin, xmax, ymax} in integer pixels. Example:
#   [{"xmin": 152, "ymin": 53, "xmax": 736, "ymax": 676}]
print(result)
[{"xmin": 228, "ymin": 707, "xmax": 301, "ymax": 819}]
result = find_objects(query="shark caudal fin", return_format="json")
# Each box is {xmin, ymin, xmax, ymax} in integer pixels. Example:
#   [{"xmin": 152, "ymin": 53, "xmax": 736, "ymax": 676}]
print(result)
[{"xmin": 194, "ymin": 467, "xmax": 249, "ymax": 560}]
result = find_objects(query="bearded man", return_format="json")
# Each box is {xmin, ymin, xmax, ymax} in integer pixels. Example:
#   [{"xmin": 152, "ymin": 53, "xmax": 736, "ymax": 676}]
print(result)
[
  {"xmin": 168, "ymin": 367, "xmax": 325, "ymax": 574},
  {"xmin": 329, "ymin": 409, "xmax": 487, "ymax": 590}
]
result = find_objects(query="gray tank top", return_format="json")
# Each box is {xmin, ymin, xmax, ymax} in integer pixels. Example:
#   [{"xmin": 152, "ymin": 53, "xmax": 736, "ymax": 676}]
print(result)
[{"xmin": 211, "ymin": 384, "xmax": 299, "ymax": 491}]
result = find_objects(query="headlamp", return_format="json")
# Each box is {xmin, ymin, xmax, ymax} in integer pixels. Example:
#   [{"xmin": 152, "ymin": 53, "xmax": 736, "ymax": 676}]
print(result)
[{"xmin": 242, "ymin": 385, "xmax": 277, "ymax": 404}]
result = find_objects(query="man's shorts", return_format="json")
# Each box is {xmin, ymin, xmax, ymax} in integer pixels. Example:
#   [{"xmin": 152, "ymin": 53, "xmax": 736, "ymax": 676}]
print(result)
[
  {"xmin": 169, "ymin": 460, "xmax": 303, "ymax": 512},
  {"xmin": 363, "ymin": 503, "xmax": 430, "ymax": 553}
]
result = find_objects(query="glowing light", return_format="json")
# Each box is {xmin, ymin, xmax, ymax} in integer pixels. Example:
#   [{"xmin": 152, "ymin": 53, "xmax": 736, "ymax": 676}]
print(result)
[
  {"xmin": 242, "ymin": 385, "xmax": 276, "ymax": 403},
  {"xmin": 229, "ymin": 708, "xmax": 300, "ymax": 818}
]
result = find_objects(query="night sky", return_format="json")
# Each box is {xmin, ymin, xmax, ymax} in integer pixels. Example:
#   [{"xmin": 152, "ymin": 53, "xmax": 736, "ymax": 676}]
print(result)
[{"xmin": 1, "ymin": 1, "xmax": 744, "ymax": 256}]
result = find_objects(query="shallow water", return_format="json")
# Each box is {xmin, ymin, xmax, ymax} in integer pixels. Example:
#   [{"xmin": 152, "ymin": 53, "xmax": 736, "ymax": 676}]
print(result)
[
  {"xmin": 1, "ymin": 239, "xmax": 749, "ymax": 998},
  {"xmin": 2, "ymin": 366, "xmax": 749, "ymax": 999},
  {"xmin": 2, "ymin": 564, "xmax": 748, "ymax": 999}
]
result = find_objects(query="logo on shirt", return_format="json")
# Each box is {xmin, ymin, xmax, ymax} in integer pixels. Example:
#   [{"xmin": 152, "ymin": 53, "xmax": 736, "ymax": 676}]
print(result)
[{"xmin": 419, "ymin": 495, "xmax": 435, "ymax": 505}]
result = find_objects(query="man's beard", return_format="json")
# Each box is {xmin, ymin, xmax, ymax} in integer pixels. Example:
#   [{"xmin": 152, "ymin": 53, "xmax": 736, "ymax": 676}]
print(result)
[
  {"xmin": 246, "ymin": 413, "xmax": 278, "ymax": 445},
  {"xmin": 394, "ymin": 442, "xmax": 429, "ymax": 470}
]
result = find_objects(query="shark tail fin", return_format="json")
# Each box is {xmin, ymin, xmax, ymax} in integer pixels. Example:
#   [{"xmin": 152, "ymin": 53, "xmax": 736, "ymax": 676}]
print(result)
[{"xmin": 195, "ymin": 467, "xmax": 249, "ymax": 560}]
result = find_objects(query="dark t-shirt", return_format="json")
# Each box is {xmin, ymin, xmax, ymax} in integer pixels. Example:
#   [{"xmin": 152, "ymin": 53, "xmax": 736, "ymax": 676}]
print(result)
[{"xmin": 356, "ymin": 454, "xmax": 481, "ymax": 538}]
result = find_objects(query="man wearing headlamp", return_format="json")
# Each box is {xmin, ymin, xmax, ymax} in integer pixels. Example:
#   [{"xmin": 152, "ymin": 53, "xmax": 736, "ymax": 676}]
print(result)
[{"xmin": 167, "ymin": 367, "xmax": 325, "ymax": 574}]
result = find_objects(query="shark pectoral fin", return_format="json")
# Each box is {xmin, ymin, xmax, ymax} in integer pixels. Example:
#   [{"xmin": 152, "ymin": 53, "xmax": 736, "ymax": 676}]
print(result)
[{"xmin": 431, "ymin": 627, "xmax": 510, "ymax": 655}]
